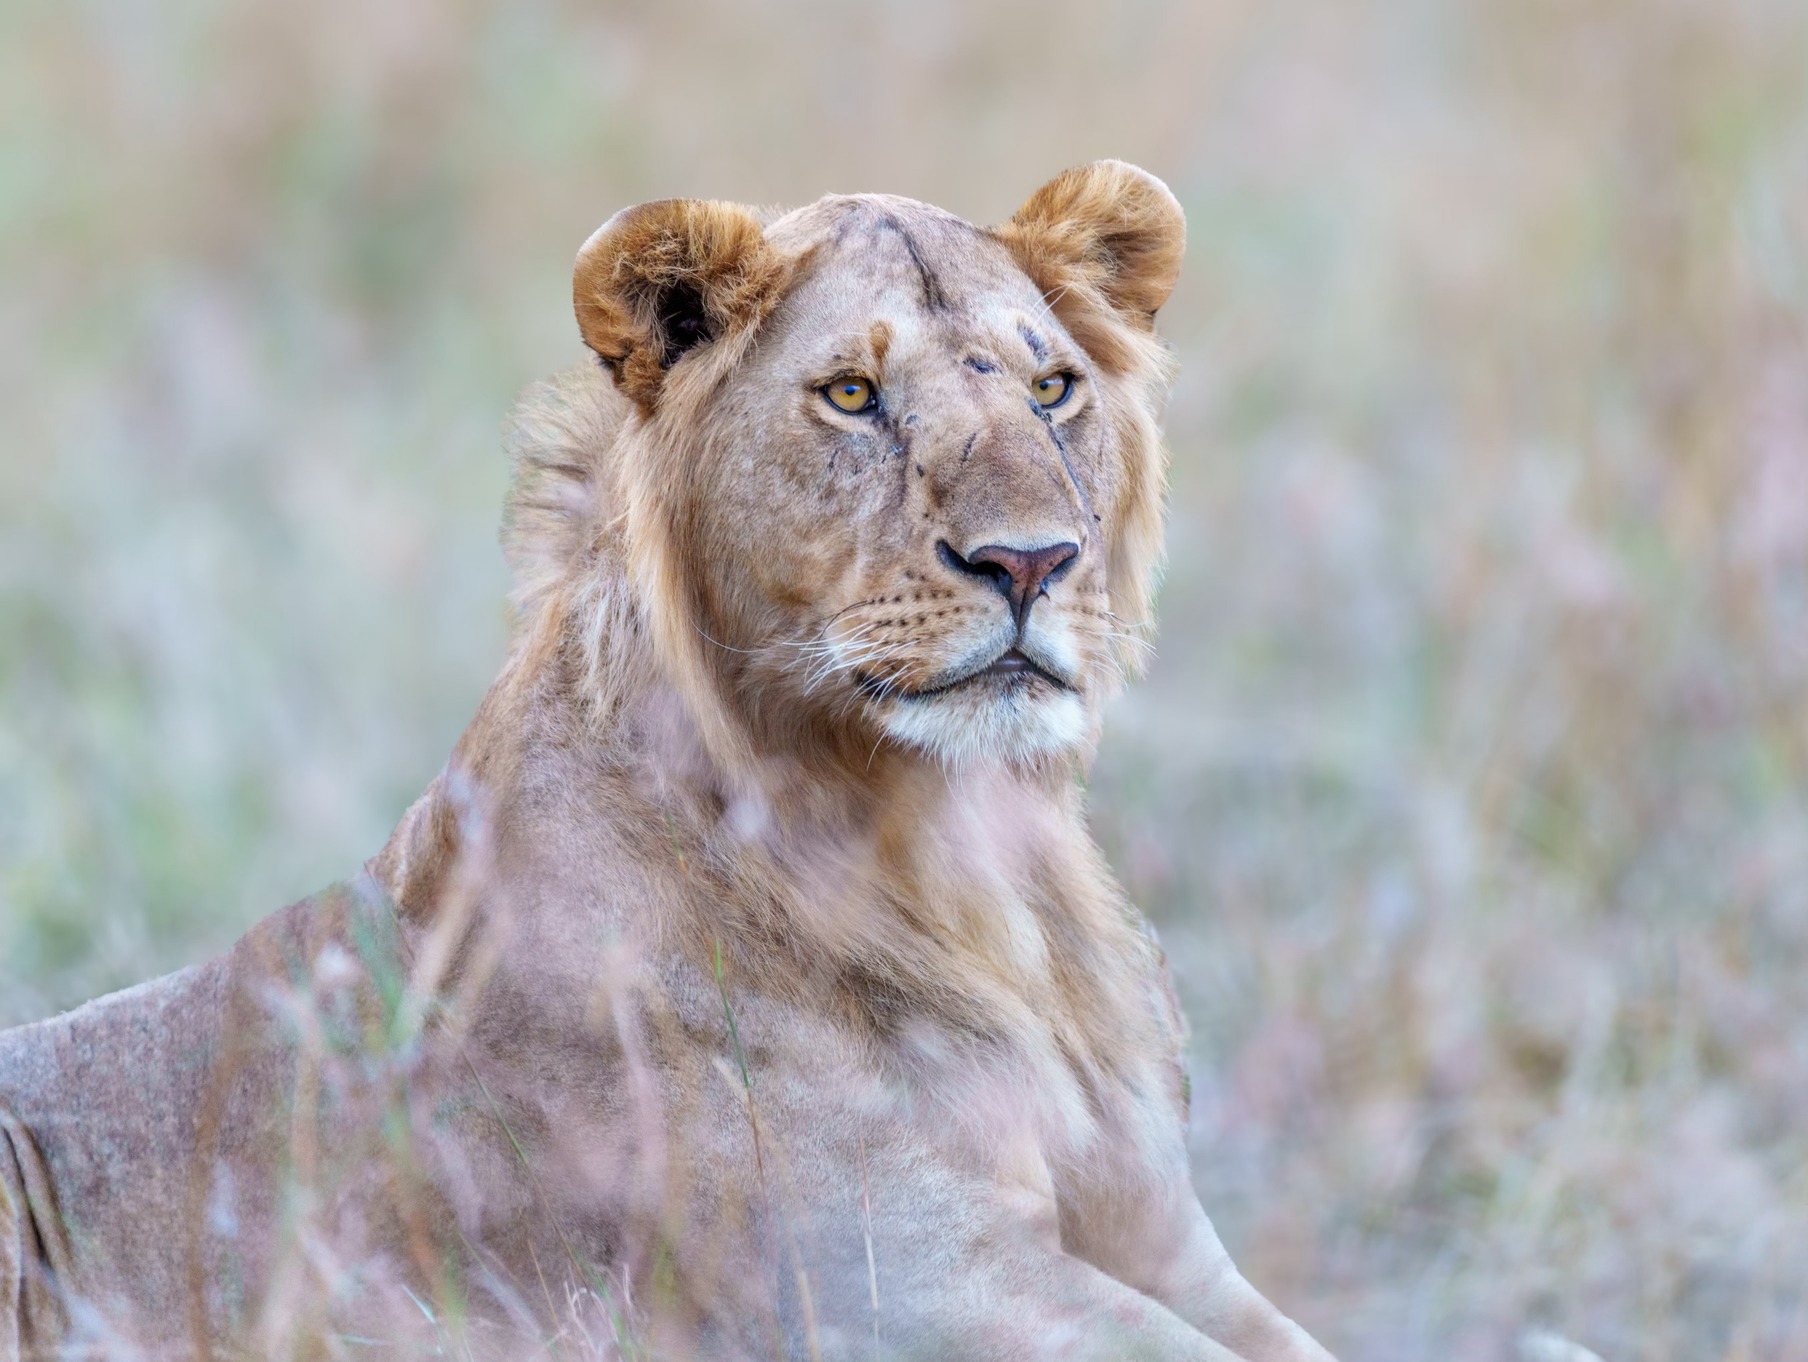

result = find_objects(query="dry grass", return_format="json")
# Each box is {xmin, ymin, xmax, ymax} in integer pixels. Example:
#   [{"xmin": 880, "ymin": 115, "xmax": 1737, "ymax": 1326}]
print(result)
[{"xmin": 2, "ymin": 1, "xmax": 1805, "ymax": 1358}]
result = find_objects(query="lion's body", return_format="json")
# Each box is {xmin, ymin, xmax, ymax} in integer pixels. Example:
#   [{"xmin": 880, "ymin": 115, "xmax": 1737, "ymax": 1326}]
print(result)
[{"xmin": 1, "ymin": 169, "xmax": 1334, "ymax": 1360}]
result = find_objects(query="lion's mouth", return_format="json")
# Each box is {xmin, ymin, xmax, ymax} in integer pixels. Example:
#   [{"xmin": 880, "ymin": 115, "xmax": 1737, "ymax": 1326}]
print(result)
[{"xmin": 857, "ymin": 648, "xmax": 1075, "ymax": 702}]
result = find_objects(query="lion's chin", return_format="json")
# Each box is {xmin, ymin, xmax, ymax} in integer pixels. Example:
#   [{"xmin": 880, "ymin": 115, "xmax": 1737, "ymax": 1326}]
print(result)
[{"xmin": 876, "ymin": 685, "xmax": 1089, "ymax": 768}]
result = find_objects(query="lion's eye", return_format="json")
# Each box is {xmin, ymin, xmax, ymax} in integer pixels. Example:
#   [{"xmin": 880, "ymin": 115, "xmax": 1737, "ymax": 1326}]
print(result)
[
  {"xmin": 1032, "ymin": 373, "xmax": 1073, "ymax": 409},
  {"xmin": 824, "ymin": 378, "xmax": 877, "ymax": 414}
]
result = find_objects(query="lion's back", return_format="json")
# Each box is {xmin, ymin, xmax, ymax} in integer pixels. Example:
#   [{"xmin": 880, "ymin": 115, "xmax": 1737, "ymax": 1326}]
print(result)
[
  {"xmin": 0, "ymin": 880, "xmax": 394, "ymax": 1352},
  {"xmin": 0, "ymin": 959, "xmax": 230, "ymax": 1350}
]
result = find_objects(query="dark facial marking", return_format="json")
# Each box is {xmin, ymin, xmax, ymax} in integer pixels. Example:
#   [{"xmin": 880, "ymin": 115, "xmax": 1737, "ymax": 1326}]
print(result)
[
  {"xmin": 1037, "ymin": 405, "xmax": 1098, "ymax": 524},
  {"xmin": 832, "ymin": 430, "xmax": 888, "ymax": 477},
  {"xmin": 875, "ymin": 406, "xmax": 915, "ymax": 508},
  {"xmin": 1017, "ymin": 324, "xmax": 1049, "ymax": 363},
  {"xmin": 881, "ymin": 215, "xmax": 949, "ymax": 312},
  {"xmin": 965, "ymin": 356, "xmax": 997, "ymax": 374}
]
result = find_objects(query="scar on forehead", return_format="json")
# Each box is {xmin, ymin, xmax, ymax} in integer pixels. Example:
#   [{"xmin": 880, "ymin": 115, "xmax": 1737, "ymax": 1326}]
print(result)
[
  {"xmin": 869, "ymin": 320, "xmax": 893, "ymax": 369},
  {"xmin": 879, "ymin": 214, "xmax": 950, "ymax": 313},
  {"xmin": 1017, "ymin": 323, "xmax": 1049, "ymax": 362}
]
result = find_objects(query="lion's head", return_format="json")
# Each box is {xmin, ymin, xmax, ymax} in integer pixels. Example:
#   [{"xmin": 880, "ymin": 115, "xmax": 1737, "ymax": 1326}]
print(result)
[{"xmin": 515, "ymin": 163, "xmax": 1182, "ymax": 774}]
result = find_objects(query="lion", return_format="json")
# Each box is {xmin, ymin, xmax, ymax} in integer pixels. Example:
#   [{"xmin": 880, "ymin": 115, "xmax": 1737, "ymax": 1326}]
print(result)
[{"xmin": 0, "ymin": 162, "xmax": 1337, "ymax": 1361}]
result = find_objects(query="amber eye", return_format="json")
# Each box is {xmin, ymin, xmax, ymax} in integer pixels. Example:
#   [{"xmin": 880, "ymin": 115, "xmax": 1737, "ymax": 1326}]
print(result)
[
  {"xmin": 824, "ymin": 377, "xmax": 877, "ymax": 413},
  {"xmin": 1032, "ymin": 373, "xmax": 1073, "ymax": 409}
]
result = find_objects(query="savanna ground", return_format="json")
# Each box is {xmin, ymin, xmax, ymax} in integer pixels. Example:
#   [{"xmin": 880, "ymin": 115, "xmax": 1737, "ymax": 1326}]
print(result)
[{"xmin": 1, "ymin": 2, "xmax": 1805, "ymax": 1359}]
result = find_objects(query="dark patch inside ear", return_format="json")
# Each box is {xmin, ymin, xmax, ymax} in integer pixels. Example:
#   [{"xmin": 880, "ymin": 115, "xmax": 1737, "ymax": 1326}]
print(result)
[{"xmin": 657, "ymin": 281, "xmax": 715, "ymax": 368}]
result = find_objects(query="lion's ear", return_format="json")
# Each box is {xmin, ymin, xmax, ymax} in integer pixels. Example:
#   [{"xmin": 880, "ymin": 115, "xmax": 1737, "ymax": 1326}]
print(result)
[
  {"xmin": 573, "ymin": 199, "xmax": 784, "ymax": 413},
  {"xmin": 993, "ymin": 162, "xmax": 1185, "ymax": 363}
]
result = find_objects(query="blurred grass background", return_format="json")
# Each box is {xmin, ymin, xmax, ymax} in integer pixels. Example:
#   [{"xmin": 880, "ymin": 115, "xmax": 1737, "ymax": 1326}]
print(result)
[{"xmin": 2, "ymin": 1, "xmax": 1805, "ymax": 1357}]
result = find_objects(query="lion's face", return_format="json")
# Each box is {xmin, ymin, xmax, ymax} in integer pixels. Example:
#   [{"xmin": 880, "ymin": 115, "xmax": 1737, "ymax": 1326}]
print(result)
[
  {"xmin": 691, "ymin": 200, "xmax": 1120, "ymax": 765},
  {"xmin": 573, "ymin": 165, "xmax": 1183, "ymax": 769}
]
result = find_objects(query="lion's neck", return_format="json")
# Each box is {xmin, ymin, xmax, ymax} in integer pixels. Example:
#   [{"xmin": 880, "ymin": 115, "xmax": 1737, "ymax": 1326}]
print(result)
[
  {"xmin": 380, "ymin": 603, "xmax": 1114, "ymax": 953},
  {"xmin": 367, "ymin": 620, "xmax": 1156, "ymax": 1094},
  {"xmin": 624, "ymin": 653, "xmax": 1082, "ymax": 869},
  {"xmin": 373, "ymin": 621, "xmax": 1083, "ymax": 888}
]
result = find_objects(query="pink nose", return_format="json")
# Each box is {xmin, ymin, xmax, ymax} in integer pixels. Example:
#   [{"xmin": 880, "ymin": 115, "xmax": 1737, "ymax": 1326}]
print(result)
[{"xmin": 938, "ymin": 540, "xmax": 1080, "ymax": 629}]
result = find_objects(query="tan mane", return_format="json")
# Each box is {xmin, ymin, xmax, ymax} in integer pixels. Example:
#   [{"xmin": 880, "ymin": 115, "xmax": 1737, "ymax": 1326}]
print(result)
[
  {"xmin": 485, "ymin": 361, "xmax": 1162, "ymax": 1095},
  {"xmin": 464, "ymin": 176, "xmax": 1193, "ymax": 1080}
]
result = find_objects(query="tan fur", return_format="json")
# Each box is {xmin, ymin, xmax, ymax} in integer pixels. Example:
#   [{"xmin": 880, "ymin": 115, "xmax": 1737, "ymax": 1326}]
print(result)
[{"xmin": 0, "ymin": 164, "xmax": 1336, "ymax": 1361}]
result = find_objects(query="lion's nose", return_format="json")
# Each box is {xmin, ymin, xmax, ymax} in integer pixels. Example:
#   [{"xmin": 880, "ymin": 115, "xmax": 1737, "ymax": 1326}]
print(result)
[{"xmin": 937, "ymin": 540, "xmax": 1080, "ymax": 629}]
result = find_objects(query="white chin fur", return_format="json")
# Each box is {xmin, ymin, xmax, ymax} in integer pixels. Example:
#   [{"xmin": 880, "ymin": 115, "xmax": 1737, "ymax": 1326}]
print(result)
[{"xmin": 878, "ymin": 688, "xmax": 1089, "ymax": 767}]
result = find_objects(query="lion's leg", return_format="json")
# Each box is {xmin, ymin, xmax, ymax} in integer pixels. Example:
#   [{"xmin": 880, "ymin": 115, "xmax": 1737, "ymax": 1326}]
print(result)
[
  {"xmin": 662, "ymin": 1088, "xmax": 1250, "ymax": 1360},
  {"xmin": 886, "ymin": 1246, "xmax": 1249, "ymax": 1362},
  {"xmin": 1145, "ymin": 1203, "xmax": 1336, "ymax": 1362},
  {"xmin": 770, "ymin": 1139, "xmax": 1248, "ymax": 1361},
  {"xmin": 1058, "ymin": 1163, "xmax": 1334, "ymax": 1362},
  {"xmin": 0, "ymin": 1110, "xmax": 70, "ymax": 1362}
]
